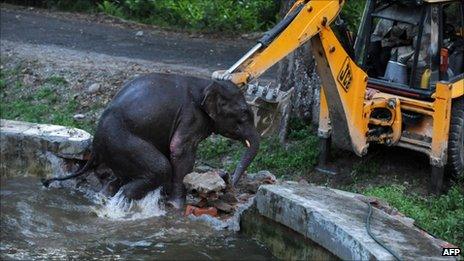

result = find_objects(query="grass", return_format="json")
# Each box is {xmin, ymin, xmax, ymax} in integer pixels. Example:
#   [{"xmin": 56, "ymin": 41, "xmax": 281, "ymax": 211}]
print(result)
[
  {"xmin": 0, "ymin": 67, "xmax": 94, "ymax": 133},
  {"xmin": 197, "ymin": 127, "xmax": 319, "ymax": 177},
  {"xmin": 363, "ymin": 184, "xmax": 464, "ymax": 248}
]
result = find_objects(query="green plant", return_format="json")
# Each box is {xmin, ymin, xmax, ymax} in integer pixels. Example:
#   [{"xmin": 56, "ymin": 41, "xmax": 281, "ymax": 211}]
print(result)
[
  {"xmin": 98, "ymin": 0, "xmax": 124, "ymax": 17},
  {"xmin": 341, "ymin": 0, "xmax": 367, "ymax": 32},
  {"xmin": 94, "ymin": 0, "xmax": 279, "ymax": 33},
  {"xmin": 45, "ymin": 75, "xmax": 68, "ymax": 85},
  {"xmin": 45, "ymin": 0, "xmax": 97, "ymax": 12}
]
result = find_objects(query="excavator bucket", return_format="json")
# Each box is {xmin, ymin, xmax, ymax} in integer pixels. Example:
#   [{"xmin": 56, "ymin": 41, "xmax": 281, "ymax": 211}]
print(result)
[{"xmin": 244, "ymin": 82, "xmax": 293, "ymax": 137}]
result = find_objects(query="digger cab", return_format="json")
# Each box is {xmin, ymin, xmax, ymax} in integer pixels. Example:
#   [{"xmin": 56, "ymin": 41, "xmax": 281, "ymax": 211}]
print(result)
[{"xmin": 354, "ymin": 0, "xmax": 463, "ymax": 99}]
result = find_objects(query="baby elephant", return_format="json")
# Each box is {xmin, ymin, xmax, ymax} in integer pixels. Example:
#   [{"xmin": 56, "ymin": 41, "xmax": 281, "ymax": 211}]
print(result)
[{"xmin": 44, "ymin": 73, "xmax": 259, "ymax": 206}]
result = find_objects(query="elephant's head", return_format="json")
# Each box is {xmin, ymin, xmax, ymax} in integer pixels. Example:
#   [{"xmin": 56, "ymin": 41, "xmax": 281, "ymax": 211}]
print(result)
[{"xmin": 201, "ymin": 81, "xmax": 260, "ymax": 186}]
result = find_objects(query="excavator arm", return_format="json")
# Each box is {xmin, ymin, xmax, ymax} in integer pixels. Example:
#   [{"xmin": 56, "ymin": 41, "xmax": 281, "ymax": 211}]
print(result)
[
  {"xmin": 213, "ymin": 0, "xmax": 370, "ymax": 156},
  {"xmin": 213, "ymin": 0, "xmax": 345, "ymax": 85}
]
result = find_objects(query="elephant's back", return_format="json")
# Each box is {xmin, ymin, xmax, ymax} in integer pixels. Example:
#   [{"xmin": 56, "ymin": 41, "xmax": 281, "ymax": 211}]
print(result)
[{"xmin": 97, "ymin": 73, "xmax": 208, "ymax": 152}]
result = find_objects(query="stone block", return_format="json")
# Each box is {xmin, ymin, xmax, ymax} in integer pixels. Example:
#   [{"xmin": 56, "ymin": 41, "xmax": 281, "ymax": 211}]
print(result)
[{"xmin": 255, "ymin": 183, "xmax": 452, "ymax": 260}]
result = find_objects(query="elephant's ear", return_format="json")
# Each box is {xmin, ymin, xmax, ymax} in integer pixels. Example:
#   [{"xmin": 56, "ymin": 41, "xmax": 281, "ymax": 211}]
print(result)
[{"xmin": 201, "ymin": 83, "xmax": 221, "ymax": 121}]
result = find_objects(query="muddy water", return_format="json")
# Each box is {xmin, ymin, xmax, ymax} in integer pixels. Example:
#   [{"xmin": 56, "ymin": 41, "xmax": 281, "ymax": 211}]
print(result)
[{"xmin": 0, "ymin": 177, "xmax": 275, "ymax": 260}]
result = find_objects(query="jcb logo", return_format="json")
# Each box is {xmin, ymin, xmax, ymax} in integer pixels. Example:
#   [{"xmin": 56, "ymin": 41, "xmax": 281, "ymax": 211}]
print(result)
[
  {"xmin": 337, "ymin": 57, "xmax": 352, "ymax": 92},
  {"xmin": 442, "ymin": 247, "xmax": 461, "ymax": 256}
]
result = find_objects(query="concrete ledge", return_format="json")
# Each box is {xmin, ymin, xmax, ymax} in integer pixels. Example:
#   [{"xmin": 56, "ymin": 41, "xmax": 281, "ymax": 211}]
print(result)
[
  {"xmin": 255, "ymin": 182, "xmax": 452, "ymax": 260},
  {"xmin": 1, "ymin": 119, "xmax": 92, "ymax": 177}
]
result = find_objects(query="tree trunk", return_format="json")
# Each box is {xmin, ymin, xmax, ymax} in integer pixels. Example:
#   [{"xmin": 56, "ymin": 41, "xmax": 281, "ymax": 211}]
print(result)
[{"xmin": 277, "ymin": 0, "xmax": 321, "ymax": 138}]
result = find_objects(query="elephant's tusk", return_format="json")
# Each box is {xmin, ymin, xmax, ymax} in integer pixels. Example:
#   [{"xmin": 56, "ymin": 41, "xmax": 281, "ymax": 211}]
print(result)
[{"xmin": 245, "ymin": 139, "xmax": 251, "ymax": 148}]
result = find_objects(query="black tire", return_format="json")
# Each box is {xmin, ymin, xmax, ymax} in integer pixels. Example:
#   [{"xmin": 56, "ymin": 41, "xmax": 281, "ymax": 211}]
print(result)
[{"xmin": 448, "ymin": 97, "xmax": 464, "ymax": 177}]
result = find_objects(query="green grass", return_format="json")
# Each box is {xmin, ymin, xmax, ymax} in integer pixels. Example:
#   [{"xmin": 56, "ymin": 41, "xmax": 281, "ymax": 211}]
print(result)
[
  {"xmin": 0, "ymin": 69, "xmax": 94, "ymax": 133},
  {"xmin": 197, "ymin": 128, "xmax": 319, "ymax": 177},
  {"xmin": 363, "ymin": 184, "xmax": 464, "ymax": 248},
  {"xmin": 96, "ymin": 0, "xmax": 279, "ymax": 33},
  {"xmin": 44, "ymin": 75, "xmax": 68, "ymax": 85}
]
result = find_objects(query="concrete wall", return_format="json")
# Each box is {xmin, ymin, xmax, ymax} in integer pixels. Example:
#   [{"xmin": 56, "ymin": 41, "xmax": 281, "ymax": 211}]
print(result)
[
  {"xmin": 1, "ymin": 119, "xmax": 92, "ymax": 178},
  {"xmin": 251, "ymin": 182, "xmax": 455, "ymax": 260}
]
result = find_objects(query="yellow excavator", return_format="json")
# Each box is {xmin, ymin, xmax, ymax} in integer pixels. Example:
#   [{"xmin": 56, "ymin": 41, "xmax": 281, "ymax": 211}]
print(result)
[{"xmin": 213, "ymin": 0, "xmax": 464, "ymax": 194}]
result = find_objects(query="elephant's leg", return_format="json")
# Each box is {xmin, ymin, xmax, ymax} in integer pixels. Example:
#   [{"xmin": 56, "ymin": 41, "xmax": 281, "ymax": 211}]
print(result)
[
  {"xmin": 111, "ymin": 135, "xmax": 172, "ymax": 200},
  {"xmin": 101, "ymin": 177, "xmax": 123, "ymax": 197},
  {"xmin": 168, "ymin": 134, "xmax": 197, "ymax": 208}
]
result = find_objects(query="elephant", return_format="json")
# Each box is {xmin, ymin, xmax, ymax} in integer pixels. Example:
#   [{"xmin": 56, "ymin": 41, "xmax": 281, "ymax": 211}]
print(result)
[{"xmin": 43, "ymin": 73, "xmax": 260, "ymax": 207}]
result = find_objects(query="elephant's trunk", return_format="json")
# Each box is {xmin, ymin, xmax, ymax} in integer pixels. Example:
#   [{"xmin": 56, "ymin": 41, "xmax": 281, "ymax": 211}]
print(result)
[{"xmin": 231, "ymin": 131, "xmax": 260, "ymax": 186}]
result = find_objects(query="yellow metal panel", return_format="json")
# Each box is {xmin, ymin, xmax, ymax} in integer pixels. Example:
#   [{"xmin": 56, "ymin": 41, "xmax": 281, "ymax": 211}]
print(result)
[
  {"xmin": 312, "ymin": 28, "xmax": 369, "ymax": 156},
  {"xmin": 430, "ymin": 82, "xmax": 453, "ymax": 167},
  {"xmin": 451, "ymin": 78, "xmax": 464, "ymax": 98}
]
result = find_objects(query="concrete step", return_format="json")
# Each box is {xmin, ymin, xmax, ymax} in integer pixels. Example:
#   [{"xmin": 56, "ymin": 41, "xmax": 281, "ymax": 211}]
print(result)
[{"xmin": 255, "ymin": 182, "xmax": 454, "ymax": 260}]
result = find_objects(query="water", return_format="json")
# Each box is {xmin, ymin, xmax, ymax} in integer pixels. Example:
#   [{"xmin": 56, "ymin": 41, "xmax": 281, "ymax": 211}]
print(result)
[{"xmin": 0, "ymin": 177, "xmax": 276, "ymax": 260}]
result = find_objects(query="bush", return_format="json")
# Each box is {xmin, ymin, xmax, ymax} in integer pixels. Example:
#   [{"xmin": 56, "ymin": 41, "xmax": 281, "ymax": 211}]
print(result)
[
  {"xmin": 342, "ymin": 0, "xmax": 367, "ymax": 32},
  {"xmin": 45, "ymin": 0, "xmax": 98, "ymax": 12},
  {"xmin": 98, "ymin": 0, "xmax": 279, "ymax": 32},
  {"xmin": 8, "ymin": 0, "xmax": 365, "ymax": 33}
]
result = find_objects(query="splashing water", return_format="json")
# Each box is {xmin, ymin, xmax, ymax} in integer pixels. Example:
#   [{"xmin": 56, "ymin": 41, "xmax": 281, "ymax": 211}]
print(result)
[{"xmin": 95, "ymin": 188, "xmax": 166, "ymax": 220}]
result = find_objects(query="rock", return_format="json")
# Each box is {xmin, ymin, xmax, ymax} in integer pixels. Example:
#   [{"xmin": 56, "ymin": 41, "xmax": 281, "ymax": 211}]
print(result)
[
  {"xmin": 243, "ymin": 170, "xmax": 277, "ymax": 193},
  {"xmin": 199, "ymin": 191, "xmax": 220, "ymax": 201},
  {"xmin": 220, "ymin": 192, "xmax": 238, "ymax": 203},
  {"xmin": 245, "ymin": 181, "xmax": 261, "ymax": 194},
  {"xmin": 87, "ymin": 83, "xmax": 101, "ymax": 93},
  {"xmin": 22, "ymin": 74, "xmax": 36, "ymax": 86},
  {"xmin": 251, "ymin": 170, "xmax": 277, "ymax": 183},
  {"xmin": 135, "ymin": 30, "xmax": 144, "ymax": 36},
  {"xmin": 237, "ymin": 193, "xmax": 252, "ymax": 202},
  {"xmin": 194, "ymin": 164, "xmax": 213, "ymax": 172},
  {"xmin": 212, "ymin": 200, "xmax": 234, "ymax": 213},
  {"xmin": 183, "ymin": 171, "xmax": 226, "ymax": 194},
  {"xmin": 0, "ymin": 120, "xmax": 92, "ymax": 178},
  {"xmin": 184, "ymin": 205, "xmax": 218, "ymax": 217},
  {"xmin": 73, "ymin": 114, "xmax": 86, "ymax": 120}
]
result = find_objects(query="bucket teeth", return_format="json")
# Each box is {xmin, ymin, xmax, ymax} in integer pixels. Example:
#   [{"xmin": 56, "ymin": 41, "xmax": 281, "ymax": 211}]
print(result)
[{"xmin": 246, "ymin": 81, "xmax": 283, "ymax": 102}]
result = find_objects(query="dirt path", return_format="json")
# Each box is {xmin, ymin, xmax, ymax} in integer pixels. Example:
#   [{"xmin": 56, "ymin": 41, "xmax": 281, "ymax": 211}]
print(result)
[{"xmin": 0, "ymin": 5, "xmax": 254, "ymax": 72}]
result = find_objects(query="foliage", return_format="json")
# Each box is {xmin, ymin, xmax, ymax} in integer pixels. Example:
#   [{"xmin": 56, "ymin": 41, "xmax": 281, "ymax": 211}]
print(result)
[
  {"xmin": 341, "ymin": 0, "xmax": 367, "ymax": 32},
  {"xmin": 12, "ymin": 0, "xmax": 366, "ymax": 33},
  {"xmin": 364, "ymin": 184, "xmax": 464, "ymax": 248},
  {"xmin": 0, "ymin": 68, "xmax": 94, "ymax": 132},
  {"xmin": 45, "ymin": 0, "xmax": 98, "ymax": 12},
  {"xmin": 96, "ymin": 0, "xmax": 279, "ymax": 33},
  {"xmin": 97, "ymin": 0, "xmax": 123, "ymax": 17}
]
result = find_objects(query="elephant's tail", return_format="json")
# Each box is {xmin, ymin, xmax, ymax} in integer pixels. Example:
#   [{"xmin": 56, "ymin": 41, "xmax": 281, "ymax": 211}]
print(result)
[{"xmin": 41, "ymin": 152, "xmax": 98, "ymax": 187}]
